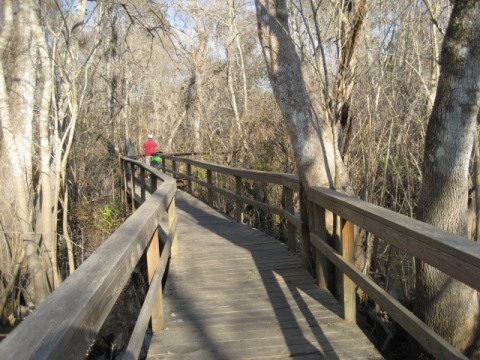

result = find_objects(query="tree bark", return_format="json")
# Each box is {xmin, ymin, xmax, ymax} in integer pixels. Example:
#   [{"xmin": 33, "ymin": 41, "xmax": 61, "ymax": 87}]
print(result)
[{"xmin": 415, "ymin": 0, "xmax": 480, "ymax": 354}]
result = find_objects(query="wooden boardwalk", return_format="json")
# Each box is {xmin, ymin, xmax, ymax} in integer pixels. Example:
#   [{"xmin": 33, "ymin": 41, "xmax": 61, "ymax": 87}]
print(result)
[{"xmin": 147, "ymin": 191, "xmax": 381, "ymax": 359}]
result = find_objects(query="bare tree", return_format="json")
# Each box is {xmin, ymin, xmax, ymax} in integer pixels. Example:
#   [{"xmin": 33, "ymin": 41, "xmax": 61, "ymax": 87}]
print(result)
[
  {"xmin": 225, "ymin": 0, "xmax": 250, "ymax": 151},
  {"xmin": 0, "ymin": 0, "xmax": 107, "ymax": 316}
]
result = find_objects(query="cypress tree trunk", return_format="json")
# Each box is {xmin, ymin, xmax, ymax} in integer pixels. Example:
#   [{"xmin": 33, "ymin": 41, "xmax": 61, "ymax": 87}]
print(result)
[
  {"xmin": 415, "ymin": 0, "xmax": 480, "ymax": 354},
  {"xmin": 0, "ymin": 0, "xmax": 50, "ymax": 305}
]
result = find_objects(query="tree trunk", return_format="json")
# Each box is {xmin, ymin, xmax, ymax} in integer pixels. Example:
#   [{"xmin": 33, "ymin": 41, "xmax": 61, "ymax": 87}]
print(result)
[
  {"xmin": 30, "ymin": 0, "xmax": 60, "ymax": 289},
  {"xmin": 255, "ymin": 0, "xmax": 354, "ymax": 274},
  {"xmin": 63, "ymin": 186, "xmax": 76, "ymax": 275},
  {"xmin": 475, "ymin": 129, "xmax": 480, "ymax": 242},
  {"xmin": 254, "ymin": 0, "xmax": 350, "ymax": 192},
  {"xmin": 185, "ymin": 1, "xmax": 208, "ymax": 153},
  {"xmin": 334, "ymin": 0, "xmax": 367, "ymax": 157},
  {"xmin": 415, "ymin": 1, "xmax": 480, "ymax": 354},
  {"xmin": 0, "ymin": 0, "xmax": 50, "ymax": 305},
  {"xmin": 185, "ymin": 32, "xmax": 207, "ymax": 153},
  {"xmin": 226, "ymin": 0, "xmax": 250, "ymax": 151}
]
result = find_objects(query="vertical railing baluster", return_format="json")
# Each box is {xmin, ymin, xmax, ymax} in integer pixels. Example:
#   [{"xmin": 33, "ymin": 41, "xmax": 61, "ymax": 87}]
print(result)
[
  {"xmin": 235, "ymin": 176, "xmax": 243, "ymax": 223},
  {"xmin": 122, "ymin": 159, "xmax": 127, "ymax": 206},
  {"xmin": 299, "ymin": 186, "xmax": 311, "ymax": 270},
  {"xmin": 151, "ymin": 175, "xmax": 157, "ymax": 193},
  {"xmin": 313, "ymin": 204, "xmax": 331, "ymax": 290},
  {"xmin": 146, "ymin": 226, "xmax": 164, "ymax": 331},
  {"xmin": 284, "ymin": 186, "xmax": 296, "ymax": 252},
  {"xmin": 187, "ymin": 163, "xmax": 192, "ymax": 193},
  {"xmin": 169, "ymin": 197, "xmax": 178, "ymax": 257},
  {"xmin": 140, "ymin": 168, "xmax": 146, "ymax": 203},
  {"xmin": 334, "ymin": 214, "xmax": 342, "ymax": 298},
  {"xmin": 130, "ymin": 162, "xmax": 136, "ymax": 210},
  {"xmin": 207, "ymin": 169, "xmax": 213, "ymax": 207},
  {"xmin": 172, "ymin": 160, "xmax": 177, "ymax": 179},
  {"xmin": 341, "ymin": 219, "xmax": 356, "ymax": 323}
]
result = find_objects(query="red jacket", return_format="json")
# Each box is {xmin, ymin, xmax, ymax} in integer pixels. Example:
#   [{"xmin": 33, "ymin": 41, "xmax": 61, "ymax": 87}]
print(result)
[{"xmin": 143, "ymin": 139, "xmax": 158, "ymax": 156}]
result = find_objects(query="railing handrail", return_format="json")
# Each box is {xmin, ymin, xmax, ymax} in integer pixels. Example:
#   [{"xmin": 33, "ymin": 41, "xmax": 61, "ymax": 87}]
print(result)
[
  {"xmin": 160, "ymin": 153, "xmax": 301, "ymax": 190},
  {"xmin": 308, "ymin": 187, "xmax": 480, "ymax": 290},
  {"xmin": 0, "ymin": 157, "xmax": 177, "ymax": 360}
]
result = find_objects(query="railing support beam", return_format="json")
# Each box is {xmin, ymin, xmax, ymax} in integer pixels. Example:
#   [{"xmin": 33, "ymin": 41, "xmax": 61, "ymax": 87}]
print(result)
[
  {"xmin": 122, "ymin": 159, "xmax": 127, "ymax": 206},
  {"xmin": 284, "ymin": 186, "xmax": 296, "ymax": 252},
  {"xmin": 300, "ymin": 187, "xmax": 311, "ymax": 270},
  {"xmin": 172, "ymin": 160, "xmax": 177, "ymax": 179},
  {"xmin": 207, "ymin": 169, "xmax": 213, "ymax": 207},
  {"xmin": 313, "ymin": 204, "xmax": 331, "ymax": 290},
  {"xmin": 146, "ymin": 226, "xmax": 164, "ymax": 331},
  {"xmin": 341, "ymin": 219, "xmax": 356, "ymax": 323},
  {"xmin": 140, "ymin": 168, "xmax": 146, "ymax": 203},
  {"xmin": 187, "ymin": 163, "xmax": 192, "ymax": 193},
  {"xmin": 235, "ymin": 176, "xmax": 243, "ymax": 223},
  {"xmin": 169, "ymin": 198, "xmax": 178, "ymax": 257},
  {"xmin": 130, "ymin": 162, "xmax": 136, "ymax": 210},
  {"xmin": 151, "ymin": 176, "xmax": 157, "ymax": 193}
]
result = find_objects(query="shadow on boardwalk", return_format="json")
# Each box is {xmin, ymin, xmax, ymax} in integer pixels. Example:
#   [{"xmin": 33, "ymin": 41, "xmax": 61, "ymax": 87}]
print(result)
[{"xmin": 147, "ymin": 191, "xmax": 382, "ymax": 359}]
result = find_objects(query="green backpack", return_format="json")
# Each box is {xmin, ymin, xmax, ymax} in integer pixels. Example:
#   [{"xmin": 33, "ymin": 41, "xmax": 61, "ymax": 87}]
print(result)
[{"xmin": 151, "ymin": 155, "xmax": 161, "ymax": 164}]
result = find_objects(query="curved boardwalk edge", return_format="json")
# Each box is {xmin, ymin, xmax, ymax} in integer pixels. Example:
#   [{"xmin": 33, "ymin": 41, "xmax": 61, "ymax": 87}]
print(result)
[{"xmin": 147, "ymin": 191, "xmax": 382, "ymax": 359}]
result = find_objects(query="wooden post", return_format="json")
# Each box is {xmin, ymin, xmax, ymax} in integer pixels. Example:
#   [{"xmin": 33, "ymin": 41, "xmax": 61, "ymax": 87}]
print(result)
[
  {"xmin": 341, "ymin": 219, "xmax": 356, "ymax": 323},
  {"xmin": 130, "ymin": 162, "xmax": 136, "ymax": 210},
  {"xmin": 122, "ymin": 159, "xmax": 127, "ymax": 206},
  {"xmin": 140, "ymin": 168, "xmax": 146, "ymax": 203},
  {"xmin": 333, "ymin": 214, "xmax": 342, "ymax": 298},
  {"xmin": 299, "ymin": 186, "xmax": 311, "ymax": 270},
  {"xmin": 151, "ymin": 176, "xmax": 157, "ymax": 193},
  {"xmin": 313, "ymin": 204, "xmax": 331, "ymax": 290},
  {"xmin": 161, "ymin": 157, "xmax": 166, "ymax": 173},
  {"xmin": 187, "ymin": 163, "xmax": 192, "ymax": 193},
  {"xmin": 235, "ymin": 176, "xmax": 243, "ymax": 223},
  {"xmin": 169, "ymin": 198, "xmax": 178, "ymax": 257},
  {"xmin": 207, "ymin": 169, "xmax": 213, "ymax": 207},
  {"xmin": 146, "ymin": 226, "xmax": 164, "ymax": 331},
  {"xmin": 284, "ymin": 187, "xmax": 296, "ymax": 252},
  {"xmin": 172, "ymin": 160, "xmax": 177, "ymax": 179}
]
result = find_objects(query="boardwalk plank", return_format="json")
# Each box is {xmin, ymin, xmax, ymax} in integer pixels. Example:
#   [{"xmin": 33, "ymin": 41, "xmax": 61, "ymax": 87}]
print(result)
[{"xmin": 147, "ymin": 191, "xmax": 382, "ymax": 359}]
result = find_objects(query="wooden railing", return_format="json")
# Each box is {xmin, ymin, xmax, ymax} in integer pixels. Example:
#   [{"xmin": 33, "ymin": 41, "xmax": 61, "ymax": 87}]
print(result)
[
  {"xmin": 308, "ymin": 188, "xmax": 480, "ymax": 360},
  {"xmin": 0, "ymin": 157, "xmax": 177, "ymax": 360},
  {"xmin": 2, "ymin": 153, "xmax": 479, "ymax": 360},
  {"xmin": 158, "ymin": 154, "xmax": 480, "ymax": 360}
]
